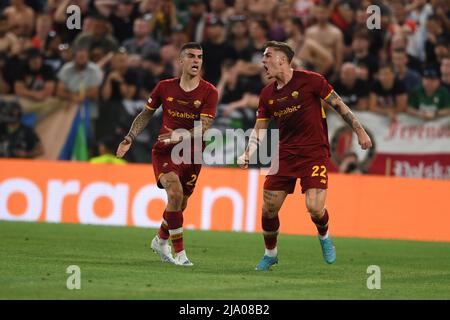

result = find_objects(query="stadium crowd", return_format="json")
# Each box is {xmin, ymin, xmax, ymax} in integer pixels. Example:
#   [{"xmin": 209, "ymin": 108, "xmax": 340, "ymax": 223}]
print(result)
[{"xmin": 0, "ymin": 0, "xmax": 450, "ymax": 168}]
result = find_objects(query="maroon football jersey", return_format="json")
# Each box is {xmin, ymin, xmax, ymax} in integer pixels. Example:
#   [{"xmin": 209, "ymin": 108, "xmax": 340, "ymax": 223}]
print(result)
[
  {"xmin": 256, "ymin": 70, "xmax": 334, "ymax": 161},
  {"xmin": 145, "ymin": 78, "xmax": 218, "ymax": 151}
]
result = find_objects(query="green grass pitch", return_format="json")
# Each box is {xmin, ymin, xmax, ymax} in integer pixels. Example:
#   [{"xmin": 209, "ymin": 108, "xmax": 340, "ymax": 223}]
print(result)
[{"xmin": 0, "ymin": 221, "xmax": 449, "ymax": 299}]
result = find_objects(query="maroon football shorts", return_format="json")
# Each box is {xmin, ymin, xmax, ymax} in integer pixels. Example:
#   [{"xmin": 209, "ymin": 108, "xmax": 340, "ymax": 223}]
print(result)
[
  {"xmin": 152, "ymin": 148, "xmax": 201, "ymax": 196},
  {"xmin": 264, "ymin": 158, "xmax": 329, "ymax": 194}
]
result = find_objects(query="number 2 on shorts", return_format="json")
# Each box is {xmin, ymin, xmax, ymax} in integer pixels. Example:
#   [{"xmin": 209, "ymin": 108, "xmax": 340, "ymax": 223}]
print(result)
[
  {"xmin": 311, "ymin": 165, "xmax": 327, "ymax": 178},
  {"xmin": 186, "ymin": 174, "xmax": 198, "ymax": 186}
]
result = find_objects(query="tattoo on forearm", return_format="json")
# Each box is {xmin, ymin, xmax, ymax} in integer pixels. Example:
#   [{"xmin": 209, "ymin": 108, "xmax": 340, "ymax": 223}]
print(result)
[
  {"xmin": 127, "ymin": 108, "xmax": 154, "ymax": 140},
  {"xmin": 201, "ymin": 116, "xmax": 214, "ymax": 133},
  {"xmin": 326, "ymin": 91, "xmax": 364, "ymax": 132},
  {"xmin": 188, "ymin": 116, "xmax": 214, "ymax": 139}
]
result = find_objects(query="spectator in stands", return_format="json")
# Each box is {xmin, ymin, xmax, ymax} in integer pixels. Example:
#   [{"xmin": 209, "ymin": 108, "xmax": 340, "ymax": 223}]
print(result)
[
  {"xmin": 369, "ymin": 63, "xmax": 408, "ymax": 122},
  {"xmin": 148, "ymin": 0, "xmax": 179, "ymax": 43},
  {"xmin": 101, "ymin": 50, "xmax": 138, "ymax": 101},
  {"xmin": 392, "ymin": 48, "xmax": 422, "ymax": 93},
  {"xmin": 247, "ymin": 0, "xmax": 278, "ymax": 17},
  {"xmin": 0, "ymin": 100, "xmax": 43, "ymax": 159},
  {"xmin": 346, "ymin": 29, "xmax": 378, "ymax": 81},
  {"xmin": 0, "ymin": 52, "xmax": 12, "ymax": 94},
  {"xmin": 390, "ymin": 32, "xmax": 423, "ymax": 73},
  {"xmin": 56, "ymin": 47, "xmax": 103, "ymax": 104},
  {"xmin": 227, "ymin": 15, "xmax": 251, "ymax": 63},
  {"xmin": 329, "ymin": 0, "xmax": 356, "ymax": 50},
  {"xmin": 425, "ymin": 14, "xmax": 449, "ymax": 66},
  {"xmin": 139, "ymin": 52, "xmax": 172, "ymax": 100},
  {"xmin": 209, "ymin": 0, "xmax": 231, "ymax": 23},
  {"xmin": 185, "ymin": 0, "xmax": 208, "ymax": 43},
  {"xmin": 0, "ymin": 13, "xmax": 20, "ymax": 57},
  {"xmin": 441, "ymin": 57, "xmax": 450, "ymax": 92},
  {"xmin": 248, "ymin": 18, "xmax": 269, "ymax": 62},
  {"xmin": 332, "ymin": 62, "xmax": 369, "ymax": 110},
  {"xmin": 201, "ymin": 15, "xmax": 233, "ymax": 85},
  {"xmin": 406, "ymin": 0, "xmax": 433, "ymax": 62},
  {"xmin": 225, "ymin": 17, "xmax": 268, "ymax": 91},
  {"xmin": 109, "ymin": 0, "xmax": 140, "ymax": 44},
  {"xmin": 73, "ymin": 14, "xmax": 118, "ymax": 53},
  {"xmin": 305, "ymin": 2, "xmax": 344, "ymax": 76},
  {"xmin": 14, "ymin": 48, "xmax": 55, "ymax": 102},
  {"xmin": 433, "ymin": 37, "xmax": 450, "ymax": 68},
  {"xmin": 3, "ymin": 0, "xmax": 35, "ymax": 37},
  {"xmin": 43, "ymin": 31, "xmax": 65, "ymax": 72},
  {"xmin": 408, "ymin": 67, "xmax": 450, "ymax": 120},
  {"xmin": 122, "ymin": 17, "xmax": 160, "ymax": 58},
  {"xmin": 31, "ymin": 14, "xmax": 52, "ymax": 51},
  {"xmin": 268, "ymin": 1, "xmax": 292, "ymax": 42},
  {"xmin": 285, "ymin": 16, "xmax": 333, "ymax": 75}
]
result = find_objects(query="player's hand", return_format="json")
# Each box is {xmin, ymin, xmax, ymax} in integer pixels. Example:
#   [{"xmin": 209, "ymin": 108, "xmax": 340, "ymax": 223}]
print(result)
[
  {"xmin": 357, "ymin": 130, "xmax": 372, "ymax": 150},
  {"xmin": 158, "ymin": 126, "xmax": 183, "ymax": 145},
  {"xmin": 116, "ymin": 136, "xmax": 132, "ymax": 158},
  {"xmin": 237, "ymin": 153, "xmax": 249, "ymax": 169}
]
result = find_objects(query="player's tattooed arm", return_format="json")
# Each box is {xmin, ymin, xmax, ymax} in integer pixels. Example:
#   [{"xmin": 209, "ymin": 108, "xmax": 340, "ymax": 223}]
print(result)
[
  {"xmin": 326, "ymin": 91, "xmax": 364, "ymax": 132},
  {"xmin": 125, "ymin": 107, "xmax": 155, "ymax": 142},
  {"xmin": 199, "ymin": 115, "xmax": 214, "ymax": 134},
  {"xmin": 187, "ymin": 115, "xmax": 215, "ymax": 139},
  {"xmin": 325, "ymin": 91, "xmax": 373, "ymax": 150}
]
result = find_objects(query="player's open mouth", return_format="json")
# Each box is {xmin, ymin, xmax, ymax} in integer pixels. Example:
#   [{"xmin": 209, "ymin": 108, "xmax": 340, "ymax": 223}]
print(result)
[{"xmin": 192, "ymin": 65, "xmax": 199, "ymax": 71}]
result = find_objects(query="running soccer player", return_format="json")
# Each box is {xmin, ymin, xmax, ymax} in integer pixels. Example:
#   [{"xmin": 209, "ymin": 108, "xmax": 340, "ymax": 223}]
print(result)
[
  {"xmin": 116, "ymin": 42, "xmax": 218, "ymax": 266},
  {"xmin": 238, "ymin": 41, "xmax": 372, "ymax": 270}
]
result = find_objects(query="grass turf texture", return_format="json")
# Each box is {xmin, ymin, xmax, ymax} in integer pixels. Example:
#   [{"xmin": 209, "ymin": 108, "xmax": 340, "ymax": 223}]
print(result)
[{"xmin": 0, "ymin": 221, "xmax": 449, "ymax": 299}]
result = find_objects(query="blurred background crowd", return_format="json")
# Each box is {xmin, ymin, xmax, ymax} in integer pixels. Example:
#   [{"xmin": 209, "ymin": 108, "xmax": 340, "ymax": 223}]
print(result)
[{"xmin": 0, "ymin": 0, "xmax": 449, "ymax": 173}]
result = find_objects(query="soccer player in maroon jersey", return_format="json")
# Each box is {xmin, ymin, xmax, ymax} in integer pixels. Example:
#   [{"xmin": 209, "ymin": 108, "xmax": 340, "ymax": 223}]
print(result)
[
  {"xmin": 116, "ymin": 43, "xmax": 218, "ymax": 266},
  {"xmin": 238, "ymin": 41, "xmax": 372, "ymax": 270}
]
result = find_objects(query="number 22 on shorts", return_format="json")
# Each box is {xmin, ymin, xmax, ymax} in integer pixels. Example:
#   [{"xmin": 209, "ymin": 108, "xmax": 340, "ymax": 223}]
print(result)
[{"xmin": 311, "ymin": 165, "xmax": 327, "ymax": 177}]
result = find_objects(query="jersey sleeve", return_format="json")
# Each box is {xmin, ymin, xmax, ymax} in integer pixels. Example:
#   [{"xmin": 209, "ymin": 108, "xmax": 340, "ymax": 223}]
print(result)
[
  {"xmin": 311, "ymin": 72, "xmax": 334, "ymax": 100},
  {"xmin": 200, "ymin": 86, "xmax": 219, "ymax": 118},
  {"xmin": 145, "ymin": 81, "xmax": 163, "ymax": 111},
  {"xmin": 256, "ymin": 90, "xmax": 271, "ymax": 121}
]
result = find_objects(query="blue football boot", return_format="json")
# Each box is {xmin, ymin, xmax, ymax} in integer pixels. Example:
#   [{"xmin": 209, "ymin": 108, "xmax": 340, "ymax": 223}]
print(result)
[
  {"xmin": 255, "ymin": 255, "xmax": 278, "ymax": 271},
  {"xmin": 319, "ymin": 235, "xmax": 336, "ymax": 264}
]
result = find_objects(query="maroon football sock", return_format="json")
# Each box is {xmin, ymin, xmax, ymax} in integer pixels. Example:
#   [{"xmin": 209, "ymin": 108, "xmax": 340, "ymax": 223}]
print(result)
[
  {"xmin": 165, "ymin": 210, "xmax": 184, "ymax": 253},
  {"xmin": 158, "ymin": 211, "xmax": 170, "ymax": 240},
  {"xmin": 311, "ymin": 209, "xmax": 329, "ymax": 236},
  {"xmin": 262, "ymin": 216, "xmax": 280, "ymax": 250}
]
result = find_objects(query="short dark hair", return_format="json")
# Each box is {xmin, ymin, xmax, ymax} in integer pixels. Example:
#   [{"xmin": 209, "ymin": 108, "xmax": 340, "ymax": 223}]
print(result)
[
  {"xmin": 378, "ymin": 62, "xmax": 395, "ymax": 72},
  {"xmin": 180, "ymin": 42, "xmax": 203, "ymax": 54},
  {"xmin": 263, "ymin": 41, "xmax": 295, "ymax": 63}
]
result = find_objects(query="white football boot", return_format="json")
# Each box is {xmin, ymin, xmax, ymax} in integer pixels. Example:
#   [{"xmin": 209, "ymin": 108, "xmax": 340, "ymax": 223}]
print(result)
[
  {"xmin": 151, "ymin": 235, "xmax": 175, "ymax": 264},
  {"xmin": 174, "ymin": 250, "xmax": 194, "ymax": 267}
]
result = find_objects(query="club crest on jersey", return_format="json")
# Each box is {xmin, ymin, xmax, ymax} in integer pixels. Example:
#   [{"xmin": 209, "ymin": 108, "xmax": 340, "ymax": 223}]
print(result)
[
  {"xmin": 268, "ymin": 99, "xmax": 274, "ymax": 105},
  {"xmin": 193, "ymin": 100, "xmax": 202, "ymax": 108},
  {"xmin": 291, "ymin": 91, "xmax": 299, "ymax": 98},
  {"xmin": 166, "ymin": 97, "xmax": 174, "ymax": 102}
]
